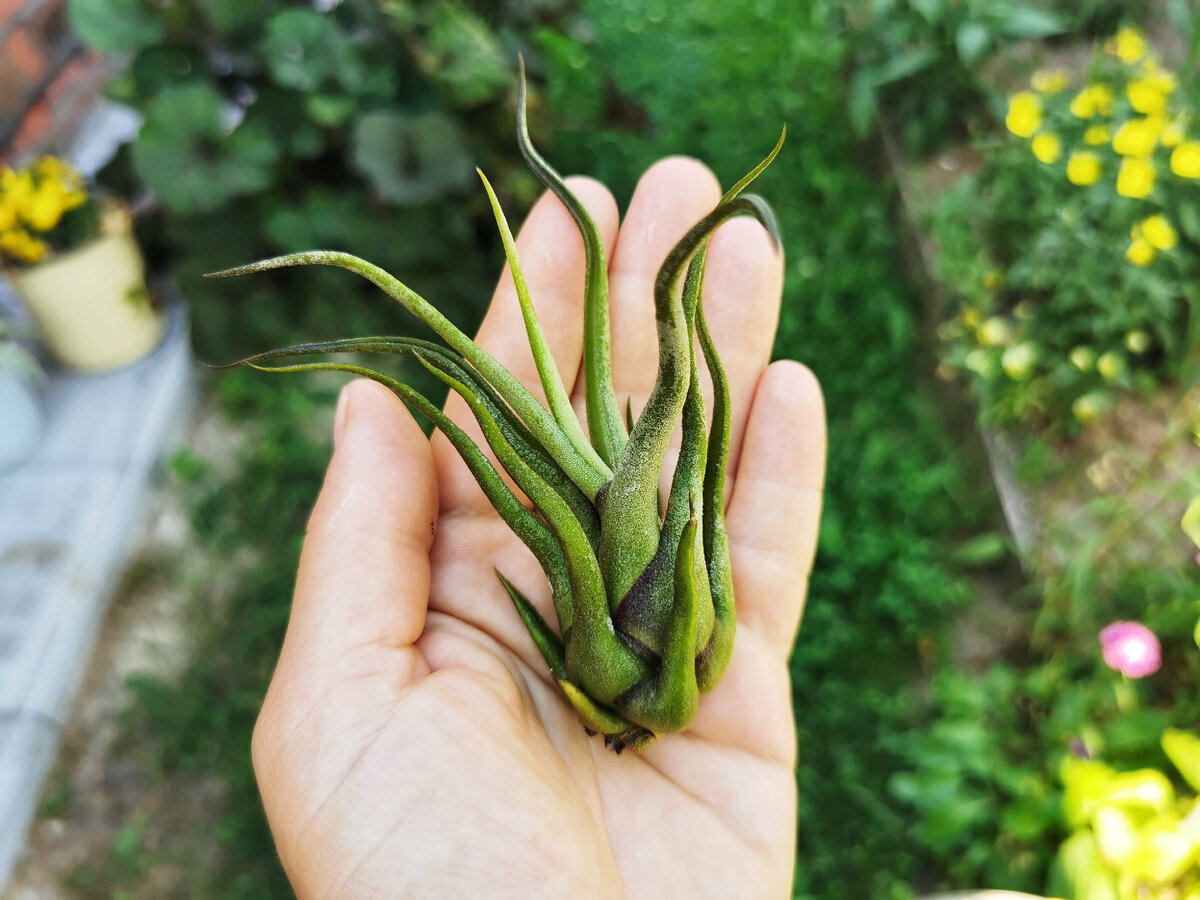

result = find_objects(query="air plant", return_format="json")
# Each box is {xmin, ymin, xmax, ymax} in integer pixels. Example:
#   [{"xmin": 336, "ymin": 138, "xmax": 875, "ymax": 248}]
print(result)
[{"xmin": 212, "ymin": 64, "xmax": 783, "ymax": 752}]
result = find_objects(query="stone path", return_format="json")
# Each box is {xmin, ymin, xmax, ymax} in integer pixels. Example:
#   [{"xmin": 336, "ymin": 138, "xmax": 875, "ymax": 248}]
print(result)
[{"xmin": 0, "ymin": 298, "xmax": 193, "ymax": 891}]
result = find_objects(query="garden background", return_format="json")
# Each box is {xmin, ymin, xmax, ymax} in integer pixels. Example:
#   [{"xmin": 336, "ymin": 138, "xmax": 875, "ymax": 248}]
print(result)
[{"xmin": 3, "ymin": 0, "xmax": 1199, "ymax": 897}]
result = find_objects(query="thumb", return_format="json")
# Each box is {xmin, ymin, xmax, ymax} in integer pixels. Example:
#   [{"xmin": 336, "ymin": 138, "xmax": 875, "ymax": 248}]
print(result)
[{"xmin": 279, "ymin": 377, "xmax": 439, "ymax": 678}]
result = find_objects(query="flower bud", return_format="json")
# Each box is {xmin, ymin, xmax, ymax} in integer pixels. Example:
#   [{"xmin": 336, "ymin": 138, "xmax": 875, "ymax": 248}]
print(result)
[
  {"xmin": 977, "ymin": 316, "xmax": 1013, "ymax": 347},
  {"xmin": 1097, "ymin": 351, "xmax": 1126, "ymax": 380},
  {"xmin": 1001, "ymin": 341, "xmax": 1039, "ymax": 380},
  {"xmin": 1070, "ymin": 346, "xmax": 1097, "ymax": 372},
  {"xmin": 1099, "ymin": 621, "xmax": 1161, "ymax": 679}
]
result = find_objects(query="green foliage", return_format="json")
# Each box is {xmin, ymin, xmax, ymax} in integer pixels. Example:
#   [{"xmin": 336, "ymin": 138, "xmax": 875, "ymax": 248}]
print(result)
[
  {"xmin": 131, "ymin": 82, "xmax": 279, "ymax": 214},
  {"xmin": 843, "ymin": 0, "xmax": 1142, "ymax": 154},
  {"xmin": 934, "ymin": 44, "xmax": 1200, "ymax": 432},
  {"xmin": 888, "ymin": 667, "xmax": 1058, "ymax": 891}
]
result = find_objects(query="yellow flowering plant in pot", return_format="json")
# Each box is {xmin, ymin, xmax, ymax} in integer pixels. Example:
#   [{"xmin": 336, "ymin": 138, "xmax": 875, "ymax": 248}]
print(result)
[
  {"xmin": 933, "ymin": 25, "xmax": 1200, "ymax": 432},
  {"xmin": 1052, "ymin": 728, "xmax": 1200, "ymax": 899},
  {"xmin": 1, "ymin": 156, "xmax": 164, "ymax": 372}
]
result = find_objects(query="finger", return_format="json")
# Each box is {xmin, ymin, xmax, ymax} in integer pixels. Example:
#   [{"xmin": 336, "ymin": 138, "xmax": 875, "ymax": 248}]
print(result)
[
  {"xmin": 279, "ymin": 378, "xmax": 439, "ymax": 678},
  {"xmin": 725, "ymin": 361, "xmax": 826, "ymax": 659},
  {"xmin": 597, "ymin": 157, "xmax": 721, "ymax": 416},
  {"xmin": 698, "ymin": 215, "xmax": 784, "ymax": 479},
  {"xmin": 435, "ymin": 177, "xmax": 620, "ymax": 514},
  {"xmin": 656, "ymin": 214, "xmax": 784, "ymax": 502}
]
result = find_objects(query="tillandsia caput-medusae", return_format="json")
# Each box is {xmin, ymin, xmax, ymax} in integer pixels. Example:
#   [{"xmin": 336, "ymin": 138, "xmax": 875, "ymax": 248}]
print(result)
[{"xmin": 212, "ymin": 64, "xmax": 784, "ymax": 753}]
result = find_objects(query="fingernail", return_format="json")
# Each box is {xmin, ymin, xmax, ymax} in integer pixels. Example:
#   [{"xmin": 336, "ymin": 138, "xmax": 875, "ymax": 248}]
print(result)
[{"xmin": 333, "ymin": 384, "xmax": 352, "ymax": 448}]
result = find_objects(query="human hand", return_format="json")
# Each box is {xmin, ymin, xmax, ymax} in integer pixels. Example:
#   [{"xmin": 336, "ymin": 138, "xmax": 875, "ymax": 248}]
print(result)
[{"xmin": 251, "ymin": 157, "xmax": 827, "ymax": 898}]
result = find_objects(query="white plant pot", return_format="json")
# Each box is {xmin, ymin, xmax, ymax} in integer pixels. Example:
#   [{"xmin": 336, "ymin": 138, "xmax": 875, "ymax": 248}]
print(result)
[{"xmin": 8, "ymin": 209, "xmax": 165, "ymax": 372}]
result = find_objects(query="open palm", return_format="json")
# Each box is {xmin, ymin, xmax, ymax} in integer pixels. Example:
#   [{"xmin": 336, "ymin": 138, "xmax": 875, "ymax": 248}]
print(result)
[{"xmin": 251, "ymin": 158, "xmax": 826, "ymax": 899}]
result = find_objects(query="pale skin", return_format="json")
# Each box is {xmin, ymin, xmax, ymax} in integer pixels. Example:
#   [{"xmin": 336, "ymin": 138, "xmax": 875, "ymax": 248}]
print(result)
[{"xmin": 251, "ymin": 157, "xmax": 827, "ymax": 898}]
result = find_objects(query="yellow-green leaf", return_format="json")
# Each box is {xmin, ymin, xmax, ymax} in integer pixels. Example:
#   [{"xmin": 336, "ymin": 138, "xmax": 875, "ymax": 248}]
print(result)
[
  {"xmin": 1101, "ymin": 769, "xmax": 1175, "ymax": 812},
  {"xmin": 1062, "ymin": 757, "xmax": 1117, "ymax": 827},
  {"xmin": 1056, "ymin": 832, "xmax": 1119, "ymax": 900},
  {"xmin": 1183, "ymin": 495, "xmax": 1200, "ymax": 548},
  {"xmin": 1092, "ymin": 806, "xmax": 1138, "ymax": 867},
  {"xmin": 1163, "ymin": 728, "xmax": 1200, "ymax": 793},
  {"xmin": 1126, "ymin": 815, "xmax": 1200, "ymax": 885}
]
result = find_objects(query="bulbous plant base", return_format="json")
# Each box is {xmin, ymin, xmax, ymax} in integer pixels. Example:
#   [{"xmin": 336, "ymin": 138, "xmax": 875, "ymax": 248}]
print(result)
[{"xmin": 213, "ymin": 62, "xmax": 784, "ymax": 751}]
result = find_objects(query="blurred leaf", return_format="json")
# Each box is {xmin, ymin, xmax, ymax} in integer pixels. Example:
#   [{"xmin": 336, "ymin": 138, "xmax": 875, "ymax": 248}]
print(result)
[
  {"xmin": 848, "ymin": 73, "xmax": 878, "ymax": 137},
  {"xmin": 862, "ymin": 46, "xmax": 941, "ymax": 87},
  {"xmin": 1182, "ymin": 495, "xmax": 1200, "ymax": 549},
  {"xmin": 350, "ymin": 109, "xmax": 474, "ymax": 205},
  {"xmin": 305, "ymin": 94, "xmax": 358, "ymax": 128},
  {"xmin": 1054, "ymin": 833, "xmax": 1120, "ymax": 900},
  {"xmin": 949, "ymin": 532, "xmax": 1010, "ymax": 567},
  {"xmin": 1105, "ymin": 709, "xmax": 1169, "ymax": 757},
  {"xmin": 997, "ymin": 6, "xmax": 1067, "ymax": 38},
  {"xmin": 1000, "ymin": 796, "xmax": 1054, "ymax": 841},
  {"xmin": 132, "ymin": 82, "xmax": 279, "ymax": 213},
  {"xmin": 955, "ymin": 22, "xmax": 992, "ymax": 67},
  {"xmin": 260, "ymin": 8, "xmax": 349, "ymax": 93},
  {"xmin": 1162, "ymin": 728, "xmax": 1200, "ymax": 792},
  {"xmin": 245, "ymin": 88, "xmax": 325, "ymax": 159},
  {"xmin": 197, "ymin": 0, "xmax": 267, "ymax": 34},
  {"xmin": 68, "ymin": 0, "xmax": 164, "ymax": 54},
  {"xmin": 421, "ymin": 4, "xmax": 511, "ymax": 106},
  {"xmin": 909, "ymin": 0, "xmax": 946, "ymax": 26}
]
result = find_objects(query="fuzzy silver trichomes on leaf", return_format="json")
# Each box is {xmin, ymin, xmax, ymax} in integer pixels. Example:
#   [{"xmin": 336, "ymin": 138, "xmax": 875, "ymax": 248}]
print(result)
[{"xmin": 212, "ymin": 63, "xmax": 784, "ymax": 753}]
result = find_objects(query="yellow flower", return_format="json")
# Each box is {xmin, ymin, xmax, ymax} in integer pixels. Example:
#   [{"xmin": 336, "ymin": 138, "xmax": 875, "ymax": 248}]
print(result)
[
  {"xmin": 0, "ymin": 228, "xmax": 48, "ymax": 264},
  {"xmin": 1112, "ymin": 117, "xmax": 1161, "ymax": 157},
  {"xmin": 1107, "ymin": 26, "xmax": 1146, "ymax": 64},
  {"xmin": 1031, "ymin": 132, "xmax": 1061, "ymax": 164},
  {"xmin": 1126, "ymin": 237, "xmax": 1156, "ymax": 266},
  {"xmin": 1067, "ymin": 151, "xmax": 1102, "ymax": 185},
  {"xmin": 977, "ymin": 317, "xmax": 1014, "ymax": 347},
  {"xmin": 0, "ymin": 167, "xmax": 36, "ymax": 212},
  {"xmin": 1073, "ymin": 392, "xmax": 1108, "ymax": 425},
  {"xmin": 1141, "ymin": 215, "xmax": 1177, "ymax": 250},
  {"xmin": 960, "ymin": 306, "xmax": 982, "ymax": 329},
  {"xmin": 1171, "ymin": 142, "xmax": 1200, "ymax": 178},
  {"xmin": 1083, "ymin": 124, "xmax": 1110, "ymax": 146},
  {"xmin": 23, "ymin": 187, "xmax": 65, "ymax": 232},
  {"xmin": 1125, "ymin": 330, "xmax": 1151, "ymax": 354},
  {"xmin": 61, "ymin": 188, "xmax": 87, "ymax": 211},
  {"xmin": 1127, "ymin": 78, "xmax": 1170, "ymax": 115},
  {"xmin": 0, "ymin": 200, "xmax": 16, "ymax": 232},
  {"xmin": 1069, "ymin": 83, "xmax": 1114, "ymax": 119},
  {"xmin": 980, "ymin": 271, "xmax": 1001, "ymax": 292},
  {"xmin": 1031, "ymin": 68, "xmax": 1070, "ymax": 93},
  {"xmin": 1140, "ymin": 60, "xmax": 1177, "ymax": 91},
  {"xmin": 33, "ymin": 155, "xmax": 75, "ymax": 180},
  {"xmin": 1006, "ymin": 91, "xmax": 1042, "ymax": 138},
  {"xmin": 1002, "ymin": 342, "xmax": 1039, "ymax": 380},
  {"xmin": 1117, "ymin": 157, "xmax": 1156, "ymax": 198}
]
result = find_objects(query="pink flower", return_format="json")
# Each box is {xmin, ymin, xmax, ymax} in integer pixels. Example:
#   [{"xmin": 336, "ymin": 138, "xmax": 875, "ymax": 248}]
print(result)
[{"xmin": 1100, "ymin": 622, "xmax": 1161, "ymax": 679}]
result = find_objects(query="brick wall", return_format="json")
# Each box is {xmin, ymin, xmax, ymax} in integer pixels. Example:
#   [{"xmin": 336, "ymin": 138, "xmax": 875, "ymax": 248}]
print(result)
[{"xmin": 0, "ymin": 0, "xmax": 112, "ymax": 164}]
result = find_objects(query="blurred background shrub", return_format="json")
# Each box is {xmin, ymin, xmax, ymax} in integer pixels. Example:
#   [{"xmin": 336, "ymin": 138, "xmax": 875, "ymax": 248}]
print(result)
[
  {"xmin": 67, "ymin": 0, "xmax": 579, "ymax": 357},
  {"xmin": 935, "ymin": 37, "xmax": 1200, "ymax": 432}
]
